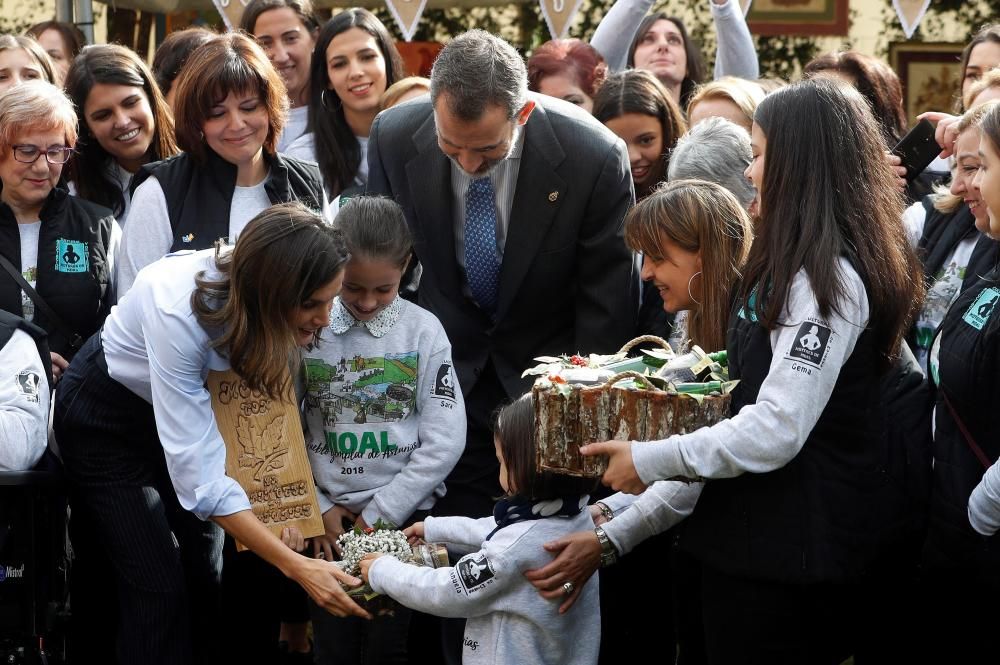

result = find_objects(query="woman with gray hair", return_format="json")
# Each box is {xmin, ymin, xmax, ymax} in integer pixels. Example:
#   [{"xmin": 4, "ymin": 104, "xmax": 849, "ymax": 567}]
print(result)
[
  {"xmin": 0, "ymin": 80, "xmax": 119, "ymax": 379},
  {"xmin": 667, "ymin": 115, "xmax": 755, "ymax": 209}
]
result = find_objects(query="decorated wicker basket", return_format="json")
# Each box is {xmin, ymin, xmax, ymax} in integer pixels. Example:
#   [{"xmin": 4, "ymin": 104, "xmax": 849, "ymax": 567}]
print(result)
[{"xmin": 528, "ymin": 336, "xmax": 736, "ymax": 478}]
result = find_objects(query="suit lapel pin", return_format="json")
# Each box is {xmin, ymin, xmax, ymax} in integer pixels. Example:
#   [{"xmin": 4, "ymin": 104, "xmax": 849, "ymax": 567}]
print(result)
[{"xmin": 548, "ymin": 191, "xmax": 559, "ymax": 202}]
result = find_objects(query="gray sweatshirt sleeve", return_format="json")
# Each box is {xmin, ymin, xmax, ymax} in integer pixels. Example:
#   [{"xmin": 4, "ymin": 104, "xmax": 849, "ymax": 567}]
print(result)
[
  {"xmin": 632, "ymin": 262, "xmax": 869, "ymax": 482},
  {"xmin": 117, "ymin": 177, "xmax": 173, "ymax": 298},
  {"xmin": 969, "ymin": 463, "xmax": 1000, "ymax": 535},
  {"xmin": 0, "ymin": 330, "xmax": 49, "ymax": 472},
  {"xmin": 710, "ymin": 0, "xmax": 759, "ymax": 80},
  {"xmin": 361, "ymin": 341, "xmax": 466, "ymax": 526},
  {"xmin": 590, "ymin": 0, "xmax": 656, "ymax": 73},
  {"xmin": 602, "ymin": 481, "xmax": 702, "ymax": 555},
  {"xmin": 424, "ymin": 515, "xmax": 497, "ymax": 555},
  {"xmin": 368, "ymin": 537, "xmax": 517, "ymax": 619}
]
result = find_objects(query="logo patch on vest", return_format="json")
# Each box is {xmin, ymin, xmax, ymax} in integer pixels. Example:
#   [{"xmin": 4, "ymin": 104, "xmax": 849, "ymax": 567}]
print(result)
[
  {"xmin": 962, "ymin": 287, "xmax": 1000, "ymax": 331},
  {"xmin": 15, "ymin": 371, "xmax": 40, "ymax": 403},
  {"xmin": 456, "ymin": 552, "xmax": 495, "ymax": 592},
  {"xmin": 55, "ymin": 239, "xmax": 88, "ymax": 273},
  {"xmin": 785, "ymin": 321, "xmax": 832, "ymax": 369}
]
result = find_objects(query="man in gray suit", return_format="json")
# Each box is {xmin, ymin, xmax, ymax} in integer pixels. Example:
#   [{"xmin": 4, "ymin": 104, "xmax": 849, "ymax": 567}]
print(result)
[{"xmin": 367, "ymin": 30, "xmax": 637, "ymax": 520}]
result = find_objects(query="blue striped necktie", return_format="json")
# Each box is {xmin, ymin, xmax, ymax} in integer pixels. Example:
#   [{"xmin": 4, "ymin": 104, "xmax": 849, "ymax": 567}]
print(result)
[{"xmin": 464, "ymin": 176, "xmax": 500, "ymax": 313}]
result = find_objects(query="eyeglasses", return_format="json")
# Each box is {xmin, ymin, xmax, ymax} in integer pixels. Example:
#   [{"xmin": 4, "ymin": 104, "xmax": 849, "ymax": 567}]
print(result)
[{"xmin": 11, "ymin": 145, "xmax": 75, "ymax": 165}]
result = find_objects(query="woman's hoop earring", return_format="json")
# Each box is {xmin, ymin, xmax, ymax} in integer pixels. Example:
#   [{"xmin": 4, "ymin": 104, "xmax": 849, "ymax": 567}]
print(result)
[
  {"xmin": 321, "ymin": 89, "xmax": 342, "ymax": 112},
  {"xmin": 687, "ymin": 271, "xmax": 702, "ymax": 306}
]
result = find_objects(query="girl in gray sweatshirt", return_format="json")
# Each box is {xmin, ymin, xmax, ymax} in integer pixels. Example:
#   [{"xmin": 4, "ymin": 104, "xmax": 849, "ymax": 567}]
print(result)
[
  {"xmin": 303, "ymin": 197, "xmax": 465, "ymax": 663},
  {"xmin": 360, "ymin": 393, "xmax": 602, "ymax": 665}
]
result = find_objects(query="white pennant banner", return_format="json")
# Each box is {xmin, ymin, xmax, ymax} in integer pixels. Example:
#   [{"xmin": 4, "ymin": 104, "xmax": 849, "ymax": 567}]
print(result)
[
  {"xmin": 893, "ymin": 0, "xmax": 931, "ymax": 39},
  {"xmin": 385, "ymin": 0, "xmax": 429, "ymax": 42},
  {"xmin": 539, "ymin": 0, "xmax": 586, "ymax": 40},
  {"xmin": 740, "ymin": 0, "xmax": 751, "ymax": 17},
  {"xmin": 212, "ymin": 0, "xmax": 251, "ymax": 31}
]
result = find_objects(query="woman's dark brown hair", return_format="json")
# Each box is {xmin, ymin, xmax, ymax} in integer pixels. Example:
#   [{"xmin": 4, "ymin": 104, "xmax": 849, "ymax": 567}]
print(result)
[
  {"xmin": 65, "ymin": 44, "xmax": 179, "ymax": 216},
  {"xmin": 958, "ymin": 24, "xmax": 1000, "ymax": 112},
  {"xmin": 742, "ymin": 78, "xmax": 923, "ymax": 369},
  {"xmin": 593, "ymin": 69, "xmax": 688, "ymax": 199},
  {"xmin": 627, "ymin": 13, "xmax": 706, "ymax": 108},
  {"xmin": 25, "ymin": 21, "xmax": 85, "ymax": 60},
  {"xmin": 151, "ymin": 27, "xmax": 216, "ymax": 99},
  {"xmin": 240, "ymin": 0, "xmax": 319, "ymax": 35},
  {"xmin": 192, "ymin": 202, "xmax": 349, "ymax": 400},
  {"xmin": 804, "ymin": 51, "xmax": 907, "ymax": 146},
  {"xmin": 495, "ymin": 393, "xmax": 599, "ymax": 500},
  {"xmin": 308, "ymin": 9, "xmax": 404, "ymax": 196},
  {"xmin": 172, "ymin": 32, "xmax": 287, "ymax": 163}
]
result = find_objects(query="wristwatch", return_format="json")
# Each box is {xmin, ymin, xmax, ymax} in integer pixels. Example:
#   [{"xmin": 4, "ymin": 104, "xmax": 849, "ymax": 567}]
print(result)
[
  {"xmin": 594, "ymin": 526, "xmax": 618, "ymax": 568},
  {"xmin": 595, "ymin": 501, "xmax": 614, "ymax": 523}
]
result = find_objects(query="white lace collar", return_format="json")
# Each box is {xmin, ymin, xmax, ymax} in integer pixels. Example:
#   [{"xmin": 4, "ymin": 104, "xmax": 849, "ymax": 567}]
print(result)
[{"xmin": 329, "ymin": 296, "xmax": 402, "ymax": 338}]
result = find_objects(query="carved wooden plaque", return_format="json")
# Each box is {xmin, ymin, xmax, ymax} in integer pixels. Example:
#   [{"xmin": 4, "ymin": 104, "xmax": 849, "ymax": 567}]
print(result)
[{"xmin": 208, "ymin": 369, "xmax": 324, "ymax": 549}]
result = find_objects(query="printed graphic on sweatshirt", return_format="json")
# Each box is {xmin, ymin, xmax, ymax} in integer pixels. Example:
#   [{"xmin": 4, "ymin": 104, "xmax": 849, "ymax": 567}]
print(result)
[
  {"xmin": 456, "ymin": 552, "xmax": 495, "ymax": 593},
  {"xmin": 16, "ymin": 371, "xmax": 41, "ymax": 403},
  {"xmin": 55, "ymin": 239, "xmax": 89, "ymax": 274},
  {"xmin": 963, "ymin": 287, "xmax": 1000, "ymax": 331},
  {"xmin": 785, "ymin": 320, "xmax": 832, "ymax": 369},
  {"xmin": 305, "ymin": 352, "xmax": 418, "ymax": 426},
  {"xmin": 431, "ymin": 361, "xmax": 456, "ymax": 402}
]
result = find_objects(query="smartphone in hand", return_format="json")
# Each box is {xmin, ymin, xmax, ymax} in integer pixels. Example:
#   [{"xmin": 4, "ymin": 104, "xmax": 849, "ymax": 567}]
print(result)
[{"xmin": 891, "ymin": 118, "xmax": 942, "ymax": 182}]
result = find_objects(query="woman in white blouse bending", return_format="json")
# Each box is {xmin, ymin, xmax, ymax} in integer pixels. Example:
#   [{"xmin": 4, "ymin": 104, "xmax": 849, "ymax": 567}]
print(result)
[{"xmin": 54, "ymin": 203, "xmax": 367, "ymax": 665}]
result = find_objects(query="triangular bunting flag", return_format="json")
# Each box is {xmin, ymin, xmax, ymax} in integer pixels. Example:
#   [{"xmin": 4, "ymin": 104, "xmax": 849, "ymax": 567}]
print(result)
[
  {"xmin": 385, "ymin": 0, "xmax": 429, "ymax": 42},
  {"xmin": 539, "ymin": 0, "xmax": 586, "ymax": 40},
  {"xmin": 211, "ymin": 0, "xmax": 250, "ymax": 31},
  {"xmin": 893, "ymin": 0, "xmax": 931, "ymax": 39},
  {"xmin": 740, "ymin": 0, "xmax": 751, "ymax": 17}
]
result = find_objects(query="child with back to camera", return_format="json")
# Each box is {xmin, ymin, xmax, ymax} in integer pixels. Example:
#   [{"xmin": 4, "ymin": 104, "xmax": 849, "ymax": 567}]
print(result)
[{"xmin": 359, "ymin": 393, "xmax": 601, "ymax": 665}]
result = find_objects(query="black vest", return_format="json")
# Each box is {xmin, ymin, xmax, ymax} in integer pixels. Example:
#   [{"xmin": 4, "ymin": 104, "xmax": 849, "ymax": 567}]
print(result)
[
  {"xmin": 0, "ymin": 309, "xmax": 53, "ymax": 390},
  {"xmin": 0, "ymin": 188, "xmax": 114, "ymax": 359},
  {"xmin": 131, "ymin": 150, "xmax": 326, "ymax": 252},
  {"xmin": 917, "ymin": 198, "xmax": 1000, "ymax": 294},
  {"xmin": 680, "ymin": 289, "xmax": 885, "ymax": 583},
  {"xmin": 924, "ymin": 267, "xmax": 1000, "ymax": 579}
]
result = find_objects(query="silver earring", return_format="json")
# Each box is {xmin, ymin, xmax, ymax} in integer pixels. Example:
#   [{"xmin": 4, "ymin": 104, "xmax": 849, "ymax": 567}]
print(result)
[{"xmin": 687, "ymin": 271, "xmax": 702, "ymax": 306}]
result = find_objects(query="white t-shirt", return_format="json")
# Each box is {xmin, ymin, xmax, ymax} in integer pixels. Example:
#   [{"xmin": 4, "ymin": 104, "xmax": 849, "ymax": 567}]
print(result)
[
  {"xmin": 16, "ymin": 222, "xmax": 40, "ymax": 322},
  {"xmin": 913, "ymin": 237, "xmax": 977, "ymax": 372},
  {"xmin": 229, "ymin": 182, "xmax": 271, "ymax": 241}
]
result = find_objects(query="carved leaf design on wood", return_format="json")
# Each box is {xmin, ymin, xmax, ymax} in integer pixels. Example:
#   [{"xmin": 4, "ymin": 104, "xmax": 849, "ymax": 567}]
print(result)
[{"xmin": 235, "ymin": 414, "xmax": 290, "ymax": 481}]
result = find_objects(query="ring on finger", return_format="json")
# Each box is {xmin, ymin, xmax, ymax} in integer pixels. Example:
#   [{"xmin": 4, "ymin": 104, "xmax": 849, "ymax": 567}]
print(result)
[{"xmin": 562, "ymin": 581, "xmax": 575, "ymax": 596}]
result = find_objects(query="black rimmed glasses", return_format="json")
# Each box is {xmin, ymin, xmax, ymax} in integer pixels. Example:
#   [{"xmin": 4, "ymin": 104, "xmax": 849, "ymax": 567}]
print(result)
[{"xmin": 11, "ymin": 145, "xmax": 75, "ymax": 165}]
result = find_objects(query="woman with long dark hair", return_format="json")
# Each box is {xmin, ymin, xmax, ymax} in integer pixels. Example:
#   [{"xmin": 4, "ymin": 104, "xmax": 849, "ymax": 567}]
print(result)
[
  {"xmin": 285, "ymin": 8, "xmax": 403, "ymax": 201},
  {"xmin": 65, "ymin": 44, "xmax": 178, "ymax": 220},
  {"xmin": 585, "ymin": 78, "xmax": 923, "ymax": 663}
]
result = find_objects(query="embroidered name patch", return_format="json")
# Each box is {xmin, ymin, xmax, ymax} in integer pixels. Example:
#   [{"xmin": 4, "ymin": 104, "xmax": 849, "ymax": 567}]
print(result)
[
  {"xmin": 432, "ymin": 362, "xmax": 456, "ymax": 401},
  {"xmin": 962, "ymin": 287, "xmax": 1000, "ymax": 331},
  {"xmin": 785, "ymin": 321, "xmax": 832, "ymax": 369},
  {"xmin": 55, "ymin": 239, "xmax": 89, "ymax": 273},
  {"xmin": 456, "ymin": 552, "xmax": 495, "ymax": 592},
  {"xmin": 16, "ymin": 371, "xmax": 41, "ymax": 403}
]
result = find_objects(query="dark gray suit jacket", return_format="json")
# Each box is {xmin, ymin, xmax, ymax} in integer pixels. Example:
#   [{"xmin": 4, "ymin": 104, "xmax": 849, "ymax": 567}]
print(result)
[{"xmin": 366, "ymin": 94, "xmax": 638, "ymax": 400}]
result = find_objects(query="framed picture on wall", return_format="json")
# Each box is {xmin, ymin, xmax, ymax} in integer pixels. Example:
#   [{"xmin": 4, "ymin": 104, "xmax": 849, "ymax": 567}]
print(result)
[
  {"xmin": 889, "ymin": 42, "xmax": 964, "ymax": 124},
  {"xmin": 746, "ymin": 0, "xmax": 848, "ymax": 37}
]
